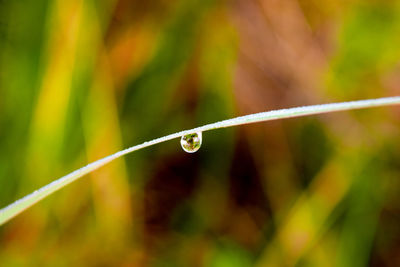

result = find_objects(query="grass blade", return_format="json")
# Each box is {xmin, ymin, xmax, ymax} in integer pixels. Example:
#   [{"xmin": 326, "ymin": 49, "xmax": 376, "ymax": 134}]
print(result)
[{"xmin": 1, "ymin": 96, "xmax": 399, "ymax": 226}]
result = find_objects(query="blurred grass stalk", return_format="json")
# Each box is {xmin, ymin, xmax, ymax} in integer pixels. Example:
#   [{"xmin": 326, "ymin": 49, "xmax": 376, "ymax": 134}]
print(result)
[{"xmin": 1, "ymin": 96, "xmax": 399, "ymax": 226}]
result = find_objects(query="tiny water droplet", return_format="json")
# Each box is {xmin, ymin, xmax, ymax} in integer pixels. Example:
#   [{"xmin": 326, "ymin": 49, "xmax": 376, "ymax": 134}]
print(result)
[{"xmin": 180, "ymin": 132, "xmax": 202, "ymax": 153}]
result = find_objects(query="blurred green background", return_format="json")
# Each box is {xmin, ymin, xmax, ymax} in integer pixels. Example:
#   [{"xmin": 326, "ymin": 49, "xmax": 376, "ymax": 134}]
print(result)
[{"xmin": 1, "ymin": 0, "xmax": 400, "ymax": 266}]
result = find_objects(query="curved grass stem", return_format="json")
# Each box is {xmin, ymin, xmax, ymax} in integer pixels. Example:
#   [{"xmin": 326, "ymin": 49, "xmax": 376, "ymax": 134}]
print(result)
[{"xmin": 1, "ymin": 96, "xmax": 399, "ymax": 226}]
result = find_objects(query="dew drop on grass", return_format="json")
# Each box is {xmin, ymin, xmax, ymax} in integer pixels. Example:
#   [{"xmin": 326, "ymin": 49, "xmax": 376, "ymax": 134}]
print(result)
[{"xmin": 180, "ymin": 132, "xmax": 202, "ymax": 153}]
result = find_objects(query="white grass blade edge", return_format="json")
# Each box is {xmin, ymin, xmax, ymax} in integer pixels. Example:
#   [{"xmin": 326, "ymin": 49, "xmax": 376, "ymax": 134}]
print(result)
[{"xmin": 1, "ymin": 96, "xmax": 399, "ymax": 225}]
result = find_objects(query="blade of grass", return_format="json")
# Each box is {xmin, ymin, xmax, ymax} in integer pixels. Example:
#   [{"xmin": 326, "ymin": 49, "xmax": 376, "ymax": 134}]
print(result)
[{"xmin": 1, "ymin": 96, "xmax": 399, "ymax": 226}]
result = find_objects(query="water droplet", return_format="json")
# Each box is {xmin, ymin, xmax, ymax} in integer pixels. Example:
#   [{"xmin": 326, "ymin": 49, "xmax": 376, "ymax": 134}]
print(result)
[{"xmin": 180, "ymin": 132, "xmax": 202, "ymax": 153}]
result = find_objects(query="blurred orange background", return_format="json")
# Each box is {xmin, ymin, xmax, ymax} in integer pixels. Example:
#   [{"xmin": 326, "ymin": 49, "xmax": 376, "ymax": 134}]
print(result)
[{"xmin": 0, "ymin": 0, "xmax": 400, "ymax": 266}]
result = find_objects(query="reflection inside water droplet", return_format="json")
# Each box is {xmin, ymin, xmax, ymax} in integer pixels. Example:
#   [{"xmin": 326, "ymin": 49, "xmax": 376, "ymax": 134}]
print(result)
[{"xmin": 180, "ymin": 132, "xmax": 202, "ymax": 153}]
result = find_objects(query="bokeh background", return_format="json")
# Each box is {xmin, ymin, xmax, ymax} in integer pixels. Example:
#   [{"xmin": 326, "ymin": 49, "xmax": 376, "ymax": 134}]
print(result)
[{"xmin": 1, "ymin": 0, "xmax": 400, "ymax": 266}]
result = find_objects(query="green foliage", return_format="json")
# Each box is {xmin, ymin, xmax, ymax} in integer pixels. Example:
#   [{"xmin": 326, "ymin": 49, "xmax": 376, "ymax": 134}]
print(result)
[{"xmin": 1, "ymin": 0, "xmax": 400, "ymax": 266}]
